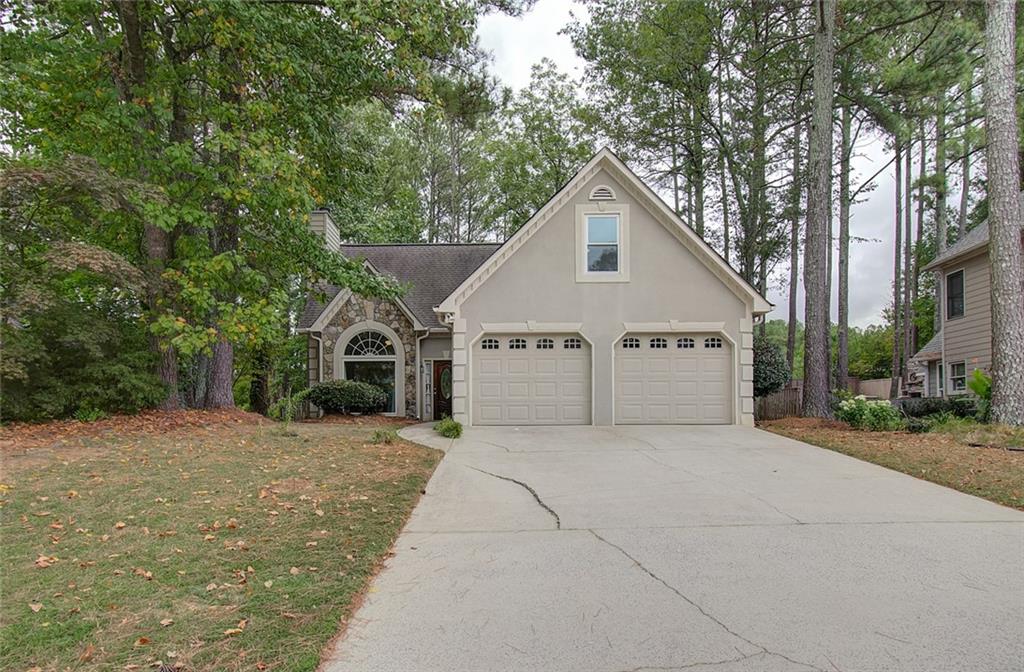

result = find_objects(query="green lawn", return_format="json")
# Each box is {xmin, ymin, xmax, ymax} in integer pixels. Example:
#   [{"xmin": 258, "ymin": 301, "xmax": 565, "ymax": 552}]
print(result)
[{"xmin": 0, "ymin": 414, "xmax": 440, "ymax": 672}]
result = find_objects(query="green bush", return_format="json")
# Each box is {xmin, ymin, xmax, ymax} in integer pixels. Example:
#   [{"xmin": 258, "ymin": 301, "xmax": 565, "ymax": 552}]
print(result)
[
  {"xmin": 967, "ymin": 369, "xmax": 992, "ymax": 422},
  {"xmin": 434, "ymin": 416, "xmax": 463, "ymax": 439},
  {"xmin": 73, "ymin": 406, "xmax": 108, "ymax": 423},
  {"xmin": 895, "ymin": 396, "xmax": 977, "ymax": 419},
  {"xmin": 306, "ymin": 380, "xmax": 387, "ymax": 415},
  {"xmin": 268, "ymin": 388, "xmax": 311, "ymax": 423},
  {"xmin": 753, "ymin": 333, "xmax": 790, "ymax": 398},
  {"xmin": 905, "ymin": 417, "xmax": 930, "ymax": 434},
  {"xmin": 370, "ymin": 428, "xmax": 398, "ymax": 444},
  {"xmin": 836, "ymin": 395, "xmax": 904, "ymax": 431}
]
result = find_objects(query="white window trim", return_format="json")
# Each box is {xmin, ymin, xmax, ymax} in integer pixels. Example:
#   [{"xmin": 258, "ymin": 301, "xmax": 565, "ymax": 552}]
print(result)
[
  {"xmin": 936, "ymin": 362, "xmax": 945, "ymax": 396},
  {"xmin": 575, "ymin": 203, "xmax": 630, "ymax": 283},
  {"xmin": 945, "ymin": 267, "xmax": 966, "ymax": 321},
  {"xmin": 948, "ymin": 360, "xmax": 968, "ymax": 395}
]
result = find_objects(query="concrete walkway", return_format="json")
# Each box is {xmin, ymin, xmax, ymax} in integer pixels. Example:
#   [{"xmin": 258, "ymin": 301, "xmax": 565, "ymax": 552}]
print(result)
[{"xmin": 323, "ymin": 425, "xmax": 1024, "ymax": 672}]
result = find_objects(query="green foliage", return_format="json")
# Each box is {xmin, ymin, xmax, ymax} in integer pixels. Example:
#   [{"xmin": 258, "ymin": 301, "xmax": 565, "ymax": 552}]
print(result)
[
  {"xmin": 752, "ymin": 333, "xmax": 789, "ymax": 397},
  {"xmin": 73, "ymin": 407, "xmax": 108, "ymax": 423},
  {"xmin": 370, "ymin": 428, "xmax": 399, "ymax": 445},
  {"xmin": 434, "ymin": 416, "xmax": 463, "ymax": 439},
  {"xmin": 967, "ymin": 369, "xmax": 992, "ymax": 422},
  {"xmin": 268, "ymin": 389, "xmax": 312, "ymax": 424},
  {"xmin": 896, "ymin": 396, "xmax": 976, "ymax": 419},
  {"xmin": 306, "ymin": 380, "xmax": 387, "ymax": 415},
  {"xmin": 836, "ymin": 396, "xmax": 904, "ymax": 431}
]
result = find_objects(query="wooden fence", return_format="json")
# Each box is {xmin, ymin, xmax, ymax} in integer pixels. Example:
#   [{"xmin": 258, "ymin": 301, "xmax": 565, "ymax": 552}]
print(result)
[{"xmin": 755, "ymin": 386, "xmax": 802, "ymax": 421}]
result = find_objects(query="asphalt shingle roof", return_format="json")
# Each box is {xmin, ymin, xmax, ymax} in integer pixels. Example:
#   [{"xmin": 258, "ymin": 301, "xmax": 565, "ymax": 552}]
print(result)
[
  {"xmin": 911, "ymin": 330, "xmax": 942, "ymax": 362},
  {"xmin": 299, "ymin": 243, "xmax": 501, "ymax": 330}
]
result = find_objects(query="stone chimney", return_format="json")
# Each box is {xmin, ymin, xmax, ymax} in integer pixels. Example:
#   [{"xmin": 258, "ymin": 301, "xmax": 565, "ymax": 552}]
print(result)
[{"xmin": 309, "ymin": 210, "xmax": 340, "ymax": 252}]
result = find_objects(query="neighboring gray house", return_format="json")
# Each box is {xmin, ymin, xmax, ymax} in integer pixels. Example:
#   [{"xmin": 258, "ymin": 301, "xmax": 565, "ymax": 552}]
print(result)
[
  {"xmin": 912, "ymin": 208, "xmax": 1024, "ymax": 398},
  {"xmin": 299, "ymin": 148, "xmax": 772, "ymax": 426}
]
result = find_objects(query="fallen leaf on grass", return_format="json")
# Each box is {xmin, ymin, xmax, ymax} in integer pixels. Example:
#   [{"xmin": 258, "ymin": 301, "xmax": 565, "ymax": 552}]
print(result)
[
  {"xmin": 114, "ymin": 521, "xmax": 126, "ymax": 529},
  {"xmin": 205, "ymin": 582, "xmax": 218, "ymax": 591},
  {"xmin": 78, "ymin": 643, "xmax": 95, "ymax": 662},
  {"xmin": 35, "ymin": 555, "xmax": 58, "ymax": 568},
  {"xmin": 263, "ymin": 580, "xmax": 273, "ymax": 588},
  {"xmin": 134, "ymin": 637, "xmax": 150, "ymax": 646},
  {"xmin": 160, "ymin": 618, "xmax": 174, "ymax": 627},
  {"xmin": 289, "ymin": 567, "xmax": 300, "ymax": 575},
  {"xmin": 29, "ymin": 602, "xmax": 43, "ymax": 612}
]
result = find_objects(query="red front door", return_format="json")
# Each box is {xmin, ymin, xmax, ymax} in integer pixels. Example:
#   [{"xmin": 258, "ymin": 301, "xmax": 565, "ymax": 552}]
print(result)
[{"xmin": 433, "ymin": 360, "xmax": 453, "ymax": 419}]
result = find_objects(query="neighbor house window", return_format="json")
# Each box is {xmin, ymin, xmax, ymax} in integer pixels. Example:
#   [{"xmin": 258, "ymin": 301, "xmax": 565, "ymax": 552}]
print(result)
[
  {"xmin": 946, "ymin": 270, "xmax": 965, "ymax": 319},
  {"xmin": 704, "ymin": 337, "xmax": 723, "ymax": 349},
  {"xmin": 536, "ymin": 338, "xmax": 554, "ymax": 350},
  {"xmin": 650, "ymin": 337, "xmax": 668, "ymax": 349},
  {"xmin": 950, "ymin": 362, "xmax": 966, "ymax": 392},
  {"xmin": 677, "ymin": 337, "xmax": 695, "ymax": 349},
  {"xmin": 509, "ymin": 338, "xmax": 527, "ymax": 350},
  {"xmin": 481, "ymin": 338, "xmax": 499, "ymax": 350},
  {"xmin": 564, "ymin": 337, "xmax": 582, "ymax": 349},
  {"xmin": 937, "ymin": 363, "xmax": 945, "ymax": 395},
  {"xmin": 585, "ymin": 214, "xmax": 619, "ymax": 272},
  {"xmin": 623, "ymin": 337, "xmax": 640, "ymax": 349}
]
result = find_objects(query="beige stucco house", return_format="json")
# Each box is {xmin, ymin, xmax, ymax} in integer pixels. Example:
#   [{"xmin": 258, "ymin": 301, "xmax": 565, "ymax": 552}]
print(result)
[
  {"xmin": 912, "ymin": 208, "xmax": 1024, "ymax": 398},
  {"xmin": 299, "ymin": 149, "xmax": 772, "ymax": 426}
]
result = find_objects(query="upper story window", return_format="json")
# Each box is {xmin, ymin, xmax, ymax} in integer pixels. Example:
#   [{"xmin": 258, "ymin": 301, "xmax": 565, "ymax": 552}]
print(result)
[
  {"xmin": 576, "ymin": 204, "xmax": 629, "ymax": 283},
  {"xmin": 481, "ymin": 338, "xmax": 499, "ymax": 350},
  {"xmin": 677, "ymin": 337, "xmax": 695, "ymax": 349},
  {"xmin": 649, "ymin": 337, "xmax": 668, "ymax": 349},
  {"xmin": 564, "ymin": 337, "xmax": 582, "ymax": 349},
  {"xmin": 509, "ymin": 338, "xmax": 527, "ymax": 350},
  {"xmin": 586, "ymin": 214, "xmax": 619, "ymax": 273},
  {"xmin": 536, "ymin": 338, "xmax": 554, "ymax": 350},
  {"xmin": 950, "ymin": 362, "xmax": 967, "ymax": 392},
  {"xmin": 946, "ymin": 270, "xmax": 965, "ymax": 319},
  {"xmin": 622, "ymin": 337, "xmax": 641, "ymax": 349},
  {"xmin": 704, "ymin": 337, "xmax": 723, "ymax": 349}
]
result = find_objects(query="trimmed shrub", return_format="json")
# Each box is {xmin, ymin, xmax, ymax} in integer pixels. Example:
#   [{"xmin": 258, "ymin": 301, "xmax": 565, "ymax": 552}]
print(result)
[
  {"xmin": 905, "ymin": 417, "xmax": 930, "ymax": 434},
  {"xmin": 306, "ymin": 380, "xmax": 387, "ymax": 414},
  {"xmin": 894, "ymin": 396, "xmax": 977, "ymax": 419},
  {"xmin": 434, "ymin": 416, "xmax": 463, "ymax": 439},
  {"xmin": 836, "ymin": 395, "xmax": 903, "ymax": 431},
  {"xmin": 753, "ymin": 333, "xmax": 790, "ymax": 398}
]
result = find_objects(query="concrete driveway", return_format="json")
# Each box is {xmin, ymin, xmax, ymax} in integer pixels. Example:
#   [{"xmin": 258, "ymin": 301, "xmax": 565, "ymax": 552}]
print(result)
[{"xmin": 323, "ymin": 425, "xmax": 1024, "ymax": 672}]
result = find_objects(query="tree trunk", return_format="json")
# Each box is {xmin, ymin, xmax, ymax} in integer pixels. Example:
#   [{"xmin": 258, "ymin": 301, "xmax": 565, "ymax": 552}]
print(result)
[
  {"xmin": 717, "ymin": 70, "xmax": 731, "ymax": 264},
  {"xmin": 935, "ymin": 93, "xmax": 948, "ymax": 250},
  {"xmin": 913, "ymin": 120, "xmax": 926, "ymax": 353},
  {"xmin": 984, "ymin": 0, "xmax": 1024, "ymax": 425},
  {"xmin": 903, "ymin": 136, "xmax": 913, "ymax": 383},
  {"xmin": 890, "ymin": 140, "xmax": 903, "ymax": 399},
  {"xmin": 786, "ymin": 122, "xmax": 801, "ymax": 378},
  {"xmin": 958, "ymin": 83, "xmax": 972, "ymax": 237},
  {"xmin": 837, "ymin": 101, "xmax": 851, "ymax": 392},
  {"xmin": 248, "ymin": 344, "xmax": 271, "ymax": 416},
  {"xmin": 690, "ymin": 102, "xmax": 705, "ymax": 238},
  {"xmin": 801, "ymin": 0, "xmax": 836, "ymax": 418}
]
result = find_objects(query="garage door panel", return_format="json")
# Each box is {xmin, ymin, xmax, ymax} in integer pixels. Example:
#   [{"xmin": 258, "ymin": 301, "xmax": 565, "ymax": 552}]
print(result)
[
  {"xmin": 616, "ymin": 333, "xmax": 732, "ymax": 425},
  {"xmin": 473, "ymin": 335, "xmax": 591, "ymax": 426}
]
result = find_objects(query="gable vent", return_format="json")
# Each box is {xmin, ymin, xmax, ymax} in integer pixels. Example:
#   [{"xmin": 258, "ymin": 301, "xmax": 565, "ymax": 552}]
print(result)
[{"xmin": 589, "ymin": 185, "xmax": 616, "ymax": 201}]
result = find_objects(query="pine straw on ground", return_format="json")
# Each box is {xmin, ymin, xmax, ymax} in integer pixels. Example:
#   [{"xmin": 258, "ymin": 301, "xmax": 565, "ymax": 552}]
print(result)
[
  {"xmin": 0, "ymin": 412, "xmax": 441, "ymax": 672},
  {"xmin": 761, "ymin": 417, "xmax": 1024, "ymax": 510}
]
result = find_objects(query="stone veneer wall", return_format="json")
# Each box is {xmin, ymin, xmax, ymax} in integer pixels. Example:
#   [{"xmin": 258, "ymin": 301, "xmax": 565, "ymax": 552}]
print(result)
[{"xmin": 320, "ymin": 295, "xmax": 417, "ymax": 418}]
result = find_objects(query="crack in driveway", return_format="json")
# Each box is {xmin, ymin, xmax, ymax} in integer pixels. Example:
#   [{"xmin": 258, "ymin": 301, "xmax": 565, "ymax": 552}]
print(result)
[
  {"xmin": 470, "ymin": 466, "xmax": 561, "ymax": 529},
  {"xmin": 589, "ymin": 529, "xmax": 824, "ymax": 672}
]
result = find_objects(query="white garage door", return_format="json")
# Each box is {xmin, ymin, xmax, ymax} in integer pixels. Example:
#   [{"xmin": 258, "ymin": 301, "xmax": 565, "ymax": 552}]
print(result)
[
  {"xmin": 473, "ymin": 334, "xmax": 591, "ymax": 425},
  {"xmin": 615, "ymin": 333, "xmax": 732, "ymax": 424}
]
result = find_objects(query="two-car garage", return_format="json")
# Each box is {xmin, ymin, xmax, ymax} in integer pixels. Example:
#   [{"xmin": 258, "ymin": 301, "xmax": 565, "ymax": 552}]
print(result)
[{"xmin": 471, "ymin": 333, "xmax": 733, "ymax": 426}]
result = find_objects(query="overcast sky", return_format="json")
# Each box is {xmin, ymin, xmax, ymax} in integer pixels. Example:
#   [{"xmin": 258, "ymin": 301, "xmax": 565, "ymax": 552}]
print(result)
[{"xmin": 477, "ymin": 0, "xmax": 929, "ymax": 329}]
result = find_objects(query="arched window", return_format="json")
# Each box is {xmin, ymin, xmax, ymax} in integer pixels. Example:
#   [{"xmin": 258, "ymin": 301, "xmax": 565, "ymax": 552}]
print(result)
[
  {"xmin": 563, "ymin": 337, "xmax": 582, "ymax": 349},
  {"xmin": 649, "ymin": 337, "xmax": 668, "ymax": 349},
  {"xmin": 481, "ymin": 338, "xmax": 499, "ymax": 350},
  {"xmin": 677, "ymin": 337, "xmax": 695, "ymax": 349},
  {"xmin": 536, "ymin": 338, "xmax": 554, "ymax": 350},
  {"xmin": 340, "ymin": 328, "xmax": 400, "ymax": 413},
  {"xmin": 509, "ymin": 338, "xmax": 527, "ymax": 350},
  {"xmin": 704, "ymin": 337, "xmax": 723, "ymax": 349},
  {"xmin": 622, "ymin": 337, "xmax": 640, "ymax": 349}
]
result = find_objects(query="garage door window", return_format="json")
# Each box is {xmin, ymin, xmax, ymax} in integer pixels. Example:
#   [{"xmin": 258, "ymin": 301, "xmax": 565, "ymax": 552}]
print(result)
[
  {"xmin": 481, "ymin": 338, "xmax": 499, "ymax": 350},
  {"xmin": 536, "ymin": 338, "xmax": 554, "ymax": 350},
  {"xmin": 623, "ymin": 337, "xmax": 640, "ymax": 349},
  {"xmin": 649, "ymin": 337, "xmax": 667, "ymax": 349},
  {"xmin": 704, "ymin": 337, "xmax": 723, "ymax": 349},
  {"xmin": 678, "ymin": 337, "xmax": 694, "ymax": 349},
  {"xmin": 509, "ymin": 338, "xmax": 527, "ymax": 350},
  {"xmin": 564, "ymin": 337, "xmax": 582, "ymax": 349}
]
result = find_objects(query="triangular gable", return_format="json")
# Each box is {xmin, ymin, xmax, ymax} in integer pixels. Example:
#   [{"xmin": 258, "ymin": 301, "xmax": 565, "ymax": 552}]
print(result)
[
  {"xmin": 299, "ymin": 259, "xmax": 424, "ymax": 333},
  {"xmin": 436, "ymin": 147, "xmax": 773, "ymax": 317}
]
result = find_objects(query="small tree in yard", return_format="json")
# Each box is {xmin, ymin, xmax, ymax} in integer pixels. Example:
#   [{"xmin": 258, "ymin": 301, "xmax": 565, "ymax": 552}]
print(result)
[{"xmin": 753, "ymin": 333, "xmax": 790, "ymax": 398}]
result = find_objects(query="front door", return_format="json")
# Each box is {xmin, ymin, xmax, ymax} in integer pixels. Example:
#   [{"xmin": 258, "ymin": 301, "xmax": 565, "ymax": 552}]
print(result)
[{"xmin": 433, "ymin": 360, "xmax": 453, "ymax": 419}]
